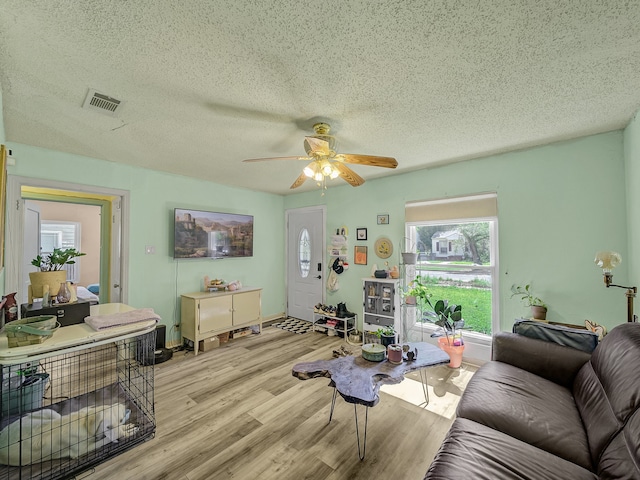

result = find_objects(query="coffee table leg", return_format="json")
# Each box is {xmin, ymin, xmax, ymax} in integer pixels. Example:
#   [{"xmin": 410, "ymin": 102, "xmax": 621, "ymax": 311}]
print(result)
[
  {"xmin": 354, "ymin": 404, "xmax": 369, "ymax": 461},
  {"xmin": 329, "ymin": 387, "xmax": 338, "ymax": 422},
  {"xmin": 419, "ymin": 368, "xmax": 430, "ymax": 405}
]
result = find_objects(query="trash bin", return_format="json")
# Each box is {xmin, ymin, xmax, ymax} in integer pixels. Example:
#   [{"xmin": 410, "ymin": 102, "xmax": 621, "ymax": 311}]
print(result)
[{"xmin": 1, "ymin": 372, "xmax": 49, "ymax": 418}]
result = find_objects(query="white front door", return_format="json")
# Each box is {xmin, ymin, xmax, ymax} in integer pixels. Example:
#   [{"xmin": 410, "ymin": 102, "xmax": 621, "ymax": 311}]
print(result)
[
  {"xmin": 21, "ymin": 200, "xmax": 41, "ymax": 304},
  {"xmin": 286, "ymin": 207, "xmax": 325, "ymax": 321}
]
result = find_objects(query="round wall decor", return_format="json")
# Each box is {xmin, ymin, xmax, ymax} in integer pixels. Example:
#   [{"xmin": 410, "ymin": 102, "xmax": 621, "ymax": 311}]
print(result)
[{"xmin": 374, "ymin": 237, "xmax": 393, "ymax": 259}]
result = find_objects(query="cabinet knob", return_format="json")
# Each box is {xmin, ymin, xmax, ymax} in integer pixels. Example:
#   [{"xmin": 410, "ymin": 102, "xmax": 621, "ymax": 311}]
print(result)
[{"xmin": 315, "ymin": 275, "xmax": 322, "ymax": 279}]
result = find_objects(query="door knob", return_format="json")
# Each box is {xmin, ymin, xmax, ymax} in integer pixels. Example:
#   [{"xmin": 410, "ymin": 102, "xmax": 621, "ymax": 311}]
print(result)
[
  {"xmin": 315, "ymin": 275, "xmax": 322, "ymax": 279},
  {"xmin": 113, "ymin": 284, "xmax": 120, "ymax": 288}
]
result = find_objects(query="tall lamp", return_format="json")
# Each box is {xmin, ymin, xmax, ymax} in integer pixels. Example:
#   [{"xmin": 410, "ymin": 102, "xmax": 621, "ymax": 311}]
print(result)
[{"xmin": 594, "ymin": 251, "xmax": 638, "ymax": 322}]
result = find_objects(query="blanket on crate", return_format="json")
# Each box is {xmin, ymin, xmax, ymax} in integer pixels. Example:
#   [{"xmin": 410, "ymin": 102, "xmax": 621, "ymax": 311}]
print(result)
[{"xmin": 85, "ymin": 308, "xmax": 160, "ymax": 331}]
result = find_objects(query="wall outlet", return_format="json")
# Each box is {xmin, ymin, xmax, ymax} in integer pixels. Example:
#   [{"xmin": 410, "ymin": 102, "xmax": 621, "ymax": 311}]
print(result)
[{"xmin": 145, "ymin": 245, "xmax": 156, "ymax": 254}]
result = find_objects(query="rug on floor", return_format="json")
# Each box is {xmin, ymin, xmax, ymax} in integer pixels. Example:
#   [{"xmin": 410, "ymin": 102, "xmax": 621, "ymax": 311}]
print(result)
[{"xmin": 271, "ymin": 317, "xmax": 313, "ymax": 334}]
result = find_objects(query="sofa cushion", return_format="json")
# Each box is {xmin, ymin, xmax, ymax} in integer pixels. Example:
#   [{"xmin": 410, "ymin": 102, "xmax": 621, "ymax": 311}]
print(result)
[
  {"xmin": 573, "ymin": 323, "xmax": 640, "ymax": 477},
  {"xmin": 457, "ymin": 361, "xmax": 592, "ymax": 470},
  {"xmin": 493, "ymin": 332, "xmax": 591, "ymax": 388},
  {"xmin": 424, "ymin": 418, "xmax": 598, "ymax": 480}
]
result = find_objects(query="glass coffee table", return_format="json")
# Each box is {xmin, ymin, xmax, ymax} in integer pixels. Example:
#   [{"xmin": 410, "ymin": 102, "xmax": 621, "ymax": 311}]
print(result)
[{"xmin": 292, "ymin": 342, "xmax": 450, "ymax": 460}]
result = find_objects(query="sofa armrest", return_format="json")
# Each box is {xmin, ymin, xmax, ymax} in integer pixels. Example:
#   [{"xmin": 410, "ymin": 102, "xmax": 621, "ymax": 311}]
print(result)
[{"xmin": 493, "ymin": 332, "xmax": 592, "ymax": 387}]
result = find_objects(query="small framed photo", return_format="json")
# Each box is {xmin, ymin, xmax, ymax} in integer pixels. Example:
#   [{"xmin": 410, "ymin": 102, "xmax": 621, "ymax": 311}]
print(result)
[
  {"xmin": 377, "ymin": 214, "xmax": 389, "ymax": 225},
  {"xmin": 356, "ymin": 228, "xmax": 367, "ymax": 241},
  {"xmin": 354, "ymin": 246, "xmax": 368, "ymax": 265}
]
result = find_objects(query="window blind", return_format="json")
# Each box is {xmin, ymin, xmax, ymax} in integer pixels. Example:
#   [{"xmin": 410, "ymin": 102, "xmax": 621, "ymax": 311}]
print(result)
[{"xmin": 405, "ymin": 192, "xmax": 497, "ymax": 223}]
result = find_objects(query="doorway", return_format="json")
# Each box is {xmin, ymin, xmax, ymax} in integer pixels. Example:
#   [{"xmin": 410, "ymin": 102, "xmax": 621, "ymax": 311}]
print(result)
[
  {"xmin": 5, "ymin": 176, "xmax": 130, "ymax": 306},
  {"xmin": 22, "ymin": 200, "xmax": 102, "ymax": 305},
  {"xmin": 286, "ymin": 206, "xmax": 325, "ymax": 321}
]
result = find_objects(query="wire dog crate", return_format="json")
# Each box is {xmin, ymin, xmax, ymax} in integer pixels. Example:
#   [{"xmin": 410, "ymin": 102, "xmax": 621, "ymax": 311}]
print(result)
[{"xmin": 0, "ymin": 324, "xmax": 156, "ymax": 480}]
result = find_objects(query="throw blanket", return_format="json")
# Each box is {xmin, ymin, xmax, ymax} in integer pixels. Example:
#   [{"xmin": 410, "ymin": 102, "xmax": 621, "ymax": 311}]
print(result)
[{"xmin": 85, "ymin": 308, "xmax": 160, "ymax": 331}]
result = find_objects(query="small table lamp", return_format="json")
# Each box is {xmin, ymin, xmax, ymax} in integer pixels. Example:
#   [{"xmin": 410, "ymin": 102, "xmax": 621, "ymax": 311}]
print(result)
[{"xmin": 594, "ymin": 251, "xmax": 637, "ymax": 322}]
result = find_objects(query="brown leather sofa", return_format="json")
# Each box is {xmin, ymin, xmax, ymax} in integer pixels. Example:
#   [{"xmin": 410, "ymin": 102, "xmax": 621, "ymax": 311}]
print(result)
[{"xmin": 425, "ymin": 323, "xmax": 640, "ymax": 479}]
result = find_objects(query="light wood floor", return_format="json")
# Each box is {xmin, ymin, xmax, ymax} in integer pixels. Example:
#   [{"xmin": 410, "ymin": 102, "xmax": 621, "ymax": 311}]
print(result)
[{"xmin": 90, "ymin": 326, "xmax": 476, "ymax": 480}]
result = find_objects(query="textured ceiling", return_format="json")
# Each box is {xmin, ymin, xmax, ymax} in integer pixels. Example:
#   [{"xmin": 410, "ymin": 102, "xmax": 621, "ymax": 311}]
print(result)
[{"xmin": 1, "ymin": 1, "xmax": 639, "ymax": 195}]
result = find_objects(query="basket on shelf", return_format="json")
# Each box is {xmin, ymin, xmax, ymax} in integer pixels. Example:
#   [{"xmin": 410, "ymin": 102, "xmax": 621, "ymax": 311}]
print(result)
[{"xmin": 4, "ymin": 315, "xmax": 60, "ymax": 347}]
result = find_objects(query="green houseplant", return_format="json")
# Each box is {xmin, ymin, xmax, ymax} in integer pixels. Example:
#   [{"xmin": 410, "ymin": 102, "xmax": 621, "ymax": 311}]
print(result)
[
  {"xmin": 31, "ymin": 248, "xmax": 86, "ymax": 271},
  {"xmin": 510, "ymin": 284, "xmax": 547, "ymax": 320},
  {"xmin": 375, "ymin": 326, "xmax": 397, "ymax": 348},
  {"xmin": 29, "ymin": 248, "xmax": 86, "ymax": 298},
  {"xmin": 404, "ymin": 275, "xmax": 432, "ymax": 307}
]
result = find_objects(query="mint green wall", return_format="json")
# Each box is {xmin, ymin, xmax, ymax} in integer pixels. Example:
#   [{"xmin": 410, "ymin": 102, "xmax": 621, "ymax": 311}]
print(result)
[
  {"xmin": 285, "ymin": 131, "xmax": 628, "ymax": 332},
  {"xmin": 6, "ymin": 142, "xmax": 285, "ymax": 344},
  {"xmin": 624, "ymin": 112, "xmax": 640, "ymax": 290}
]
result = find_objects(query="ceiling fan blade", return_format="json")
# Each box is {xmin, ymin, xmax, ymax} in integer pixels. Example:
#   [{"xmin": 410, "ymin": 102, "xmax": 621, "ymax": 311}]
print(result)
[
  {"xmin": 242, "ymin": 156, "xmax": 309, "ymax": 163},
  {"xmin": 290, "ymin": 172, "xmax": 308, "ymax": 189},
  {"xmin": 333, "ymin": 163, "xmax": 365, "ymax": 187},
  {"xmin": 338, "ymin": 154, "xmax": 398, "ymax": 169},
  {"xmin": 304, "ymin": 136, "xmax": 331, "ymax": 156}
]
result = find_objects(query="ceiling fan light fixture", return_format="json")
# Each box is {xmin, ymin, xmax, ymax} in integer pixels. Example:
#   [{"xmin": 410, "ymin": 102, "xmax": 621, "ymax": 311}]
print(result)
[
  {"xmin": 321, "ymin": 160, "xmax": 333, "ymax": 176},
  {"xmin": 303, "ymin": 162, "xmax": 318, "ymax": 178},
  {"xmin": 242, "ymin": 121, "xmax": 397, "ymax": 192}
]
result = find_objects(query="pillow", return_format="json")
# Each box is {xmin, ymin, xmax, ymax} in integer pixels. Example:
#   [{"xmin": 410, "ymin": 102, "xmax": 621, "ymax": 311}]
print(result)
[
  {"xmin": 584, "ymin": 319, "xmax": 607, "ymax": 341},
  {"xmin": 87, "ymin": 283, "xmax": 100, "ymax": 294},
  {"xmin": 512, "ymin": 319, "xmax": 599, "ymax": 353}
]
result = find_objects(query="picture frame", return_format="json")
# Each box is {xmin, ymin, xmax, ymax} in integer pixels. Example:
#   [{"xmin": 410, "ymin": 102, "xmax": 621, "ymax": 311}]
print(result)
[
  {"xmin": 377, "ymin": 214, "xmax": 389, "ymax": 225},
  {"xmin": 356, "ymin": 227, "xmax": 367, "ymax": 241},
  {"xmin": 354, "ymin": 246, "xmax": 368, "ymax": 265}
]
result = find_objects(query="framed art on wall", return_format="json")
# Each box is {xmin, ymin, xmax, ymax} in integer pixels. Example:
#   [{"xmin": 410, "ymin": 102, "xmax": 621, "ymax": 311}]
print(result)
[
  {"xmin": 356, "ymin": 228, "xmax": 367, "ymax": 240},
  {"xmin": 377, "ymin": 214, "xmax": 389, "ymax": 225},
  {"xmin": 354, "ymin": 246, "xmax": 368, "ymax": 265}
]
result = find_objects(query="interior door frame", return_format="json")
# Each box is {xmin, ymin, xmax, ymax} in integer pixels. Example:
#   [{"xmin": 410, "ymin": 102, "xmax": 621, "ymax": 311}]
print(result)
[
  {"xmin": 5, "ymin": 175, "xmax": 130, "ymax": 305},
  {"xmin": 285, "ymin": 205, "xmax": 326, "ymax": 318}
]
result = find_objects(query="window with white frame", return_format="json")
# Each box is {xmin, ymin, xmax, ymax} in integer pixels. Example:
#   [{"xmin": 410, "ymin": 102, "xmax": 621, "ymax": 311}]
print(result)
[
  {"xmin": 40, "ymin": 221, "xmax": 82, "ymax": 282},
  {"xmin": 405, "ymin": 193, "xmax": 499, "ymax": 339}
]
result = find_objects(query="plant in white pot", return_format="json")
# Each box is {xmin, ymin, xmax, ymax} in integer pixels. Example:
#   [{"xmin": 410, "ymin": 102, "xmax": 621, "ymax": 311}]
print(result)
[
  {"xmin": 510, "ymin": 284, "xmax": 547, "ymax": 320},
  {"xmin": 30, "ymin": 248, "xmax": 86, "ymax": 299},
  {"xmin": 400, "ymin": 237, "xmax": 418, "ymax": 265}
]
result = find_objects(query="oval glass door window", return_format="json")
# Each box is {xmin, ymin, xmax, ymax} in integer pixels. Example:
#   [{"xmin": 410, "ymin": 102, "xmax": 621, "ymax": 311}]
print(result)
[{"xmin": 299, "ymin": 228, "xmax": 311, "ymax": 278}]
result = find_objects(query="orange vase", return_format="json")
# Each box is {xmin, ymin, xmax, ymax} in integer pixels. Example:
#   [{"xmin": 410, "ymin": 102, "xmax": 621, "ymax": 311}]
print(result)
[{"xmin": 437, "ymin": 337, "xmax": 465, "ymax": 368}]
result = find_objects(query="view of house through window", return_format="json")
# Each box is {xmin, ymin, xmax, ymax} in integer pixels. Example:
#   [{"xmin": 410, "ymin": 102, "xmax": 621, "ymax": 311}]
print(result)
[{"xmin": 407, "ymin": 220, "xmax": 496, "ymax": 336}]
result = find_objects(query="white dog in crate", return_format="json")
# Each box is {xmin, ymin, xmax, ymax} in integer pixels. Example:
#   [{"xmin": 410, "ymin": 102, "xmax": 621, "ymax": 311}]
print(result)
[{"xmin": 0, "ymin": 402, "xmax": 136, "ymax": 466}]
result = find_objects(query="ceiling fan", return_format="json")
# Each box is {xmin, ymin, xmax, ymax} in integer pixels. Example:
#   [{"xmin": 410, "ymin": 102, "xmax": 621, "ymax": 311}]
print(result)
[{"xmin": 243, "ymin": 123, "xmax": 398, "ymax": 190}]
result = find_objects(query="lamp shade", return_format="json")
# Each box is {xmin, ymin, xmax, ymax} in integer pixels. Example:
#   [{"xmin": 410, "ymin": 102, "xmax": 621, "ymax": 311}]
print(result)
[{"xmin": 594, "ymin": 251, "xmax": 622, "ymax": 273}]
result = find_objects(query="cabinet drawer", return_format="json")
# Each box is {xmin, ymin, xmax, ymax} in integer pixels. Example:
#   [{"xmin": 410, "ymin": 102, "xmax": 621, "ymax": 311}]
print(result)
[{"xmin": 363, "ymin": 315, "xmax": 394, "ymax": 328}]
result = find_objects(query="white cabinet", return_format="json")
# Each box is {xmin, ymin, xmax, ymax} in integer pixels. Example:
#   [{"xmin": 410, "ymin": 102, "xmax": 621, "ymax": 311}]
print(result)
[
  {"xmin": 362, "ymin": 278, "xmax": 401, "ymax": 343},
  {"xmin": 181, "ymin": 288, "xmax": 262, "ymax": 355}
]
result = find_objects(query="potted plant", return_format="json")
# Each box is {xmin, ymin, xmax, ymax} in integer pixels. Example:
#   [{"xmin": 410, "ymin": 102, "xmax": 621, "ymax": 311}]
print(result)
[
  {"xmin": 375, "ymin": 326, "xmax": 397, "ymax": 348},
  {"xmin": 29, "ymin": 248, "xmax": 86, "ymax": 298},
  {"xmin": 423, "ymin": 298, "xmax": 465, "ymax": 368},
  {"xmin": 401, "ymin": 237, "xmax": 418, "ymax": 265},
  {"xmin": 510, "ymin": 284, "xmax": 547, "ymax": 320},
  {"xmin": 403, "ymin": 275, "xmax": 432, "ymax": 307}
]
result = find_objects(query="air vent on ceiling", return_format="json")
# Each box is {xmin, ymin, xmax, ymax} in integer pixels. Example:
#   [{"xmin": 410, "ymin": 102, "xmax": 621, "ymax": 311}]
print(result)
[{"xmin": 82, "ymin": 89, "xmax": 125, "ymax": 116}]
